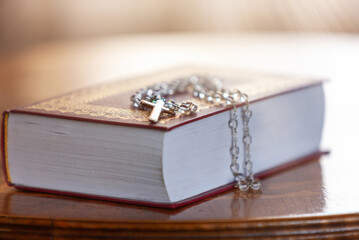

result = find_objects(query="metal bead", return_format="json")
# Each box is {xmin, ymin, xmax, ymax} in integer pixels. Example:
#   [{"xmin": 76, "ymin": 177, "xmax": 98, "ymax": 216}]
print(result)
[
  {"xmin": 214, "ymin": 94, "xmax": 222, "ymax": 103},
  {"xmin": 146, "ymin": 89, "xmax": 154, "ymax": 97},
  {"xmin": 133, "ymin": 102, "xmax": 139, "ymax": 108},
  {"xmin": 230, "ymin": 163, "xmax": 240, "ymax": 175},
  {"xmin": 189, "ymin": 75, "xmax": 199, "ymax": 84},
  {"xmin": 225, "ymin": 100, "xmax": 232, "ymax": 106},
  {"xmin": 130, "ymin": 94, "xmax": 137, "ymax": 102},
  {"xmin": 234, "ymin": 175, "xmax": 241, "ymax": 182},
  {"xmin": 177, "ymin": 107, "xmax": 186, "ymax": 115},
  {"xmin": 230, "ymin": 146, "xmax": 239, "ymax": 157},
  {"xmin": 153, "ymin": 83, "xmax": 161, "ymax": 91},
  {"xmin": 168, "ymin": 99, "xmax": 176, "ymax": 104},
  {"xmin": 243, "ymin": 135, "xmax": 252, "ymax": 144},
  {"xmin": 189, "ymin": 104, "xmax": 198, "ymax": 113},
  {"xmin": 131, "ymin": 93, "xmax": 142, "ymax": 102},
  {"xmin": 164, "ymin": 101, "xmax": 173, "ymax": 108},
  {"xmin": 221, "ymin": 89, "xmax": 230, "ymax": 99},
  {"xmin": 159, "ymin": 82, "xmax": 168, "ymax": 90},
  {"xmin": 212, "ymin": 77, "xmax": 222, "ymax": 87},
  {"xmin": 240, "ymin": 93, "xmax": 249, "ymax": 103},
  {"xmin": 194, "ymin": 85, "xmax": 202, "ymax": 92},
  {"xmin": 231, "ymin": 89, "xmax": 241, "ymax": 100},
  {"xmin": 176, "ymin": 80, "xmax": 187, "ymax": 92},
  {"xmin": 138, "ymin": 88, "xmax": 147, "ymax": 95},
  {"xmin": 244, "ymin": 109, "xmax": 252, "ymax": 119},
  {"xmin": 228, "ymin": 118, "xmax": 238, "ymax": 129},
  {"xmin": 250, "ymin": 179, "xmax": 262, "ymax": 191},
  {"xmin": 238, "ymin": 181, "xmax": 249, "ymax": 192},
  {"xmin": 168, "ymin": 89, "xmax": 174, "ymax": 95},
  {"xmin": 153, "ymin": 94, "xmax": 161, "ymax": 101}
]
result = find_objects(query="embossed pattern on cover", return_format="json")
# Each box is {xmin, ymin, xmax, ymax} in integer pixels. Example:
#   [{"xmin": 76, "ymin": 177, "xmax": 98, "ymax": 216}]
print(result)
[{"xmin": 11, "ymin": 66, "xmax": 323, "ymax": 130}]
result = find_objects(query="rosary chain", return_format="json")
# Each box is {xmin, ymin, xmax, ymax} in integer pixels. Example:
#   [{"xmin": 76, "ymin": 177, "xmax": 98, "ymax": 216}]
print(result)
[
  {"xmin": 130, "ymin": 76, "xmax": 204, "ymax": 117},
  {"xmin": 131, "ymin": 75, "xmax": 261, "ymax": 192},
  {"xmin": 228, "ymin": 93, "xmax": 261, "ymax": 192}
]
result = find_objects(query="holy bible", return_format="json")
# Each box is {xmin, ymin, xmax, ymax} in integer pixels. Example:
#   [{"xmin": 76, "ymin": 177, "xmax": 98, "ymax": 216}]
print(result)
[{"xmin": 1, "ymin": 67, "xmax": 325, "ymax": 208}]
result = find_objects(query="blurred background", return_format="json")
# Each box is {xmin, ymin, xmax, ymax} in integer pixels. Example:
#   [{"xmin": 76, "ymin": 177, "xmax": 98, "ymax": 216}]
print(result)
[
  {"xmin": 1, "ymin": 0, "xmax": 359, "ymax": 54},
  {"xmin": 1, "ymin": 0, "xmax": 359, "ymax": 215},
  {"xmin": 0, "ymin": 0, "xmax": 359, "ymax": 126}
]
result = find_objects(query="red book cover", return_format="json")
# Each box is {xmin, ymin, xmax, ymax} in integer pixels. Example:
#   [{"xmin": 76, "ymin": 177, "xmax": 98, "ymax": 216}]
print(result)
[{"xmin": 1, "ymin": 66, "xmax": 325, "ymax": 208}]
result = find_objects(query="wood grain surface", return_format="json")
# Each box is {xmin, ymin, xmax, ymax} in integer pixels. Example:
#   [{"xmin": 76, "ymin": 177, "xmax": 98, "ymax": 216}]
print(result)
[{"xmin": 0, "ymin": 33, "xmax": 359, "ymax": 239}]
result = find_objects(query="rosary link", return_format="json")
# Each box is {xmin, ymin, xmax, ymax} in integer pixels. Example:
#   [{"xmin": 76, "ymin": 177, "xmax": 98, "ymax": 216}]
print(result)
[
  {"xmin": 229, "ymin": 100, "xmax": 245, "ymax": 187},
  {"xmin": 241, "ymin": 97, "xmax": 262, "ymax": 192}
]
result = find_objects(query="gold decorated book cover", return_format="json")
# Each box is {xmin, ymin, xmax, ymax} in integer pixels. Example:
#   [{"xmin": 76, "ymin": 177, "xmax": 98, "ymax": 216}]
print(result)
[{"xmin": 1, "ymin": 66, "xmax": 325, "ymax": 208}]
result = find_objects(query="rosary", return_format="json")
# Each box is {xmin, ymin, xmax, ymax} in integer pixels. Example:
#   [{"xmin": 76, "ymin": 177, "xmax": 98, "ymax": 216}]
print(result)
[{"xmin": 131, "ymin": 76, "xmax": 262, "ymax": 193}]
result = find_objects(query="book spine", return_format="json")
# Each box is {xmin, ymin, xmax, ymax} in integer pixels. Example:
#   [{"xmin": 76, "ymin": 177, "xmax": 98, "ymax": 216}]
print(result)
[{"xmin": 1, "ymin": 111, "xmax": 13, "ymax": 186}]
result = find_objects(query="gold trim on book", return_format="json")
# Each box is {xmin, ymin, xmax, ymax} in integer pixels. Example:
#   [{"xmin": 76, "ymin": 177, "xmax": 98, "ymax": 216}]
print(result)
[
  {"xmin": 24, "ymin": 68, "xmax": 320, "ymax": 123},
  {"xmin": 26, "ymin": 81, "xmax": 151, "ymax": 122},
  {"xmin": 3, "ymin": 113, "xmax": 11, "ymax": 183},
  {"xmin": 24, "ymin": 68, "xmax": 216, "ymax": 123}
]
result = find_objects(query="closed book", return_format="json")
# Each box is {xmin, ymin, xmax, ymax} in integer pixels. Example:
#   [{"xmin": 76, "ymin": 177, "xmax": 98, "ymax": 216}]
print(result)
[{"xmin": 1, "ymin": 66, "xmax": 325, "ymax": 208}]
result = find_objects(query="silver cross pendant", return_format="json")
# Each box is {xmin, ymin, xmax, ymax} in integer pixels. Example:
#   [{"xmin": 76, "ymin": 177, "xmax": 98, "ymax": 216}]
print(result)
[{"xmin": 140, "ymin": 99, "xmax": 173, "ymax": 122}]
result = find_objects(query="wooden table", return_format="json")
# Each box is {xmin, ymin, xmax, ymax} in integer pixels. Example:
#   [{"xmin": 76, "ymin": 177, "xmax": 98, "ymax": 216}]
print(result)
[{"xmin": 1, "ymin": 33, "xmax": 359, "ymax": 239}]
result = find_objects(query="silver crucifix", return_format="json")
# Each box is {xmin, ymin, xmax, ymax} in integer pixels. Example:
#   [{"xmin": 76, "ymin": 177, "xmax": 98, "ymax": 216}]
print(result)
[{"xmin": 140, "ymin": 99, "xmax": 173, "ymax": 122}]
